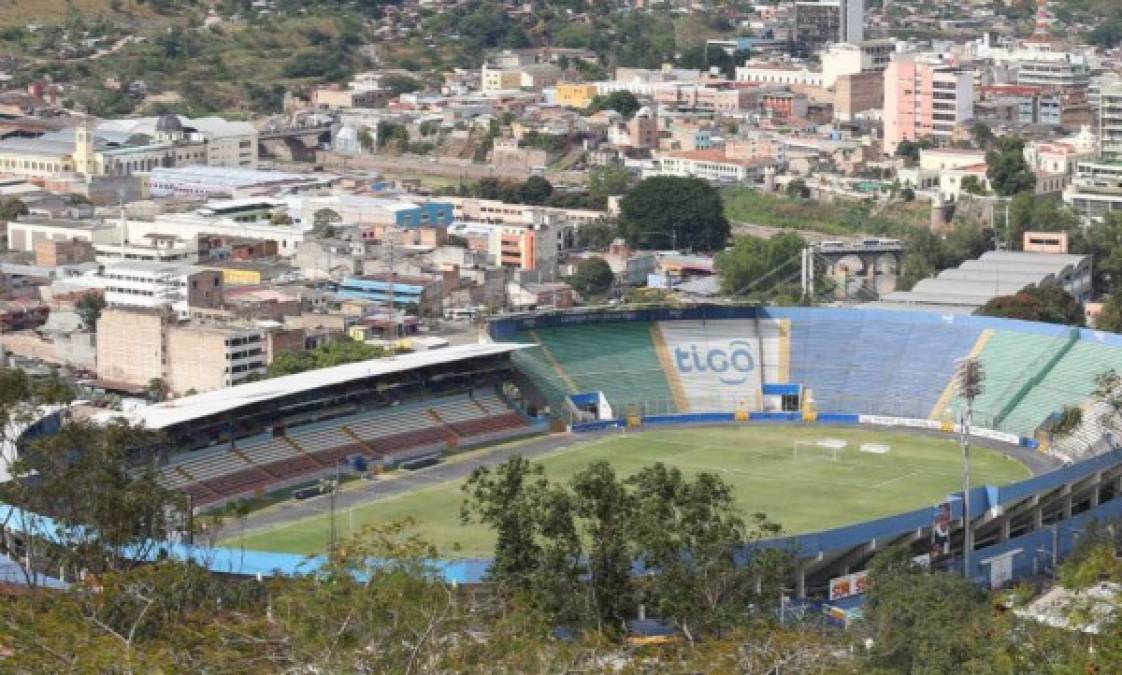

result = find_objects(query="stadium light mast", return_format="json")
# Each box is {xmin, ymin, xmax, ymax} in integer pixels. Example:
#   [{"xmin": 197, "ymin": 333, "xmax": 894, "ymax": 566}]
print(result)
[{"xmin": 955, "ymin": 357, "xmax": 985, "ymax": 581}]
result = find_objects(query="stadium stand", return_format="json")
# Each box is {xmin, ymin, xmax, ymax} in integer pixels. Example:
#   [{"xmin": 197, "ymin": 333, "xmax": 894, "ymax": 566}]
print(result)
[
  {"xmin": 655, "ymin": 319, "xmax": 783, "ymax": 412},
  {"xmin": 1004, "ymin": 341, "xmax": 1122, "ymax": 436},
  {"xmin": 787, "ymin": 312, "xmax": 982, "ymax": 418},
  {"xmin": 158, "ymin": 391, "xmax": 532, "ymax": 507},
  {"xmin": 942, "ymin": 331, "xmax": 1069, "ymax": 429},
  {"xmin": 521, "ymin": 323, "xmax": 677, "ymax": 414},
  {"xmin": 493, "ymin": 308, "xmax": 1122, "ymax": 451}
]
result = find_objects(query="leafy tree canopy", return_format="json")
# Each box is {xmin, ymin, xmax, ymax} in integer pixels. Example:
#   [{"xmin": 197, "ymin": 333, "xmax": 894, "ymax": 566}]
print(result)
[
  {"xmin": 986, "ymin": 135, "xmax": 1037, "ymax": 197},
  {"xmin": 618, "ymin": 176, "xmax": 730, "ymax": 252},
  {"xmin": 587, "ymin": 90, "xmax": 641, "ymax": 119},
  {"xmin": 977, "ymin": 284, "xmax": 1085, "ymax": 326},
  {"xmin": 569, "ymin": 256, "xmax": 615, "ymax": 296}
]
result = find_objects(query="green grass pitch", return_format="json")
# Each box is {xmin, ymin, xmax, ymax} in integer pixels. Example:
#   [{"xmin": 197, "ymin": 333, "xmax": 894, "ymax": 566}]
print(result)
[{"xmin": 225, "ymin": 426, "xmax": 1032, "ymax": 558}]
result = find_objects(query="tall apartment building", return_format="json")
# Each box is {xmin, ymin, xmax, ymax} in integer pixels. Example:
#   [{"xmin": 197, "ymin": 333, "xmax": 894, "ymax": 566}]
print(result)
[
  {"xmin": 883, "ymin": 55, "xmax": 974, "ymax": 155},
  {"xmin": 1100, "ymin": 84, "xmax": 1122, "ymax": 163},
  {"xmin": 1063, "ymin": 84, "xmax": 1122, "ymax": 220},
  {"xmin": 794, "ymin": 0, "xmax": 863, "ymax": 51},
  {"xmin": 96, "ymin": 308, "xmax": 267, "ymax": 395}
]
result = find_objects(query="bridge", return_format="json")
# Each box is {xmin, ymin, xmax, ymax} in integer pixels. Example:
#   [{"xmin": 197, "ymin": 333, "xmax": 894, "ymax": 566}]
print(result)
[
  {"xmin": 258, "ymin": 125, "xmax": 334, "ymax": 162},
  {"xmin": 801, "ymin": 240, "xmax": 908, "ymax": 297}
]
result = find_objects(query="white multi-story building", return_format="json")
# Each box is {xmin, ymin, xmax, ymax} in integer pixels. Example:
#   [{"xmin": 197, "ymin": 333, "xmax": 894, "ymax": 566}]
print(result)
[
  {"xmin": 648, "ymin": 150, "xmax": 775, "ymax": 184},
  {"xmin": 735, "ymin": 62, "xmax": 824, "ymax": 87},
  {"xmin": 1100, "ymin": 83, "xmax": 1122, "ymax": 163},
  {"xmin": 1063, "ymin": 84, "xmax": 1122, "ymax": 221},
  {"xmin": 95, "ymin": 261, "xmax": 222, "ymax": 319}
]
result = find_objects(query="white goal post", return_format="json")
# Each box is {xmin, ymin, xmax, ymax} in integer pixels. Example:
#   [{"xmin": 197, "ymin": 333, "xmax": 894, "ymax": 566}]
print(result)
[{"xmin": 793, "ymin": 438, "xmax": 848, "ymax": 461}]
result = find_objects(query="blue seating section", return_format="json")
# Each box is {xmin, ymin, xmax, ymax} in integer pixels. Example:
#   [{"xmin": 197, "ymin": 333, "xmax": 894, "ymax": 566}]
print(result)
[{"xmin": 780, "ymin": 313, "xmax": 982, "ymax": 417}]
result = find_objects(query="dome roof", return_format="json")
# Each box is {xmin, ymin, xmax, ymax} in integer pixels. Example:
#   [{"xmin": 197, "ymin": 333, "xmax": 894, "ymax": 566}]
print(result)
[{"xmin": 155, "ymin": 113, "xmax": 183, "ymax": 133}]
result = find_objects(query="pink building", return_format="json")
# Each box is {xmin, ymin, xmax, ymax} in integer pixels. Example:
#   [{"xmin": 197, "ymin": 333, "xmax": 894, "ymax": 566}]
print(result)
[{"xmin": 883, "ymin": 55, "xmax": 974, "ymax": 155}]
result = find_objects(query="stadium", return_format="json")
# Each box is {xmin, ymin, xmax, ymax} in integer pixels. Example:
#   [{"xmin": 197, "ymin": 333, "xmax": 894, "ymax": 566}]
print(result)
[{"xmin": 6, "ymin": 305, "xmax": 1122, "ymax": 608}]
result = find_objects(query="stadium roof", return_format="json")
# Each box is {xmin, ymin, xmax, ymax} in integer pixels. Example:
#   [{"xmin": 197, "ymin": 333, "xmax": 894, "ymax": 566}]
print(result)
[
  {"xmin": 879, "ymin": 250, "xmax": 1091, "ymax": 312},
  {"xmin": 123, "ymin": 343, "xmax": 528, "ymax": 430}
]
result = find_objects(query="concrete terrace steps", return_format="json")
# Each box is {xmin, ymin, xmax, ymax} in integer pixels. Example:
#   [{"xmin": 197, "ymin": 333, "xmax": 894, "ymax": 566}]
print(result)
[{"xmin": 161, "ymin": 392, "xmax": 530, "ymax": 507}]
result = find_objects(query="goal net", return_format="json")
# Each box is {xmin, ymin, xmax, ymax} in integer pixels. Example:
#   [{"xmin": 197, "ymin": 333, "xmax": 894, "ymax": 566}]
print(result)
[{"xmin": 793, "ymin": 438, "xmax": 848, "ymax": 461}]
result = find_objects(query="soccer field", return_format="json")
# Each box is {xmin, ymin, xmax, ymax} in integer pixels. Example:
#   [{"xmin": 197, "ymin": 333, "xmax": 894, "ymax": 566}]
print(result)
[{"xmin": 225, "ymin": 426, "xmax": 1032, "ymax": 558}]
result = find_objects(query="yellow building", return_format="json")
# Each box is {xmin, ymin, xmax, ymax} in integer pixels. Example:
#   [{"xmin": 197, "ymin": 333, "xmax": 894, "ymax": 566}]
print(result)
[
  {"xmin": 555, "ymin": 82, "xmax": 599, "ymax": 109},
  {"xmin": 213, "ymin": 266, "xmax": 263, "ymax": 286}
]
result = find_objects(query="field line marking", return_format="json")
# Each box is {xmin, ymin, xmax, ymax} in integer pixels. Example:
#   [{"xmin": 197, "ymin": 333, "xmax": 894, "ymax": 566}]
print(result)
[{"xmin": 871, "ymin": 471, "xmax": 921, "ymax": 488}]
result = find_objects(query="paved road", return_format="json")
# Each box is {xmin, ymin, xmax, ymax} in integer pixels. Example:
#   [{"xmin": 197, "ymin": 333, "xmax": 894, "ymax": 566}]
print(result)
[
  {"xmin": 219, "ymin": 423, "xmax": 1060, "ymax": 541},
  {"xmin": 221, "ymin": 429, "xmax": 605, "ymax": 540}
]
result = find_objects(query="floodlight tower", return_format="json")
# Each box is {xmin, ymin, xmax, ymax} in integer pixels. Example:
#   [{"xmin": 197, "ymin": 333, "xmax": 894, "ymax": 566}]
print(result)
[{"xmin": 955, "ymin": 357, "xmax": 985, "ymax": 580}]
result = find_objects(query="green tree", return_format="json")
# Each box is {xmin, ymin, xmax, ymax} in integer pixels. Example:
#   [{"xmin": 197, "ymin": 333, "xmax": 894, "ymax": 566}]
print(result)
[
  {"xmin": 575, "ymin": 219, "xmax": 618, "ymax": 250},
  {"xmin": 894, "ymin": 138, "xmax": 931, "ymax": 163},
  {"xmin": 146, "ymin": 377, "xmax": 169, "ymax": 402},
  {"xmin": 628, "ymin": 464, "xmax": 785, "ymax": 641},
  {"xmin": 977, "ymin": 285, "xmax": 1085, "ymax": 326},
  {"xmin": 569, "ymin": 256, "xmax": 614, "ymax": 296},
  {"xmin": 1097, "ymin": 292, "xmax": 1122, "ymax": 333},
  {"xmin": 461, "ymin": 456, "xmax": 547, "ymax": 591},
  {"xmin": 618, "ymin": 177, "xmax": 731, "ymax": 252},
  {"xmin": 960, "ymin": 175, "xmax": 988, "ymax": 196},
  {"xmin": 970, "ymin": 121, "xmax": 996, "ymax": 149},
  {"xmin": 1006, "ymin": 193, "xmax": 1078, "ymax": 251},
  {"xmin": 587, "ymin": 90, "xmax": 641, "ymax": 118},
  {"xmin": 715, "ymin": 232, "xmax": 806, "ymax": 298},
  {"xmin": 785, "ymin": 178, "xmax": 810, "ymax": 199},
  {"xmin": 587, "ymin": 164, "xmax": 633, "ymax": 205},
  {"xmin": 1074, "ymin": 212, "xmax": 1122, "ymax": 293},
  {"xmin": 569, "ymin": 461, "xmax": 634, "ymax": 631},
  {"xmin": 76, "ymin": 291, "xmax": 107, "ymax": 331},
  {"xmin": 0, "ymin": 196, "xmax": 28, "ymax": 220},
  {"xmin": 0, "ymin": 419, "xmax": 187, "ymax": 578},
  {"xmin": 861, "ymin": 547, "xmax": 995, "ymax": 674},
  {"xmin": 380, "ymin": 73, "xmax": 423, "ymax": 96},
  {"xmin": 516, "ymin": 175, "xmax": 553, "ymax": 205},
  {"xmin": 986, "ymin": 135, "xmax": 1037, "ymax": 196},
  {"xmin": 266, "ymin": 339, "xmax": 392, "ymax": 378}
]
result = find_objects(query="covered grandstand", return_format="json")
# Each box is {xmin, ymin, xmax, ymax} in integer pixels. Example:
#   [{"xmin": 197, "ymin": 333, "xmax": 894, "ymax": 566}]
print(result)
[{"xmin": 95, "ymin": 344, "xmax": 546, "ymax": 509}]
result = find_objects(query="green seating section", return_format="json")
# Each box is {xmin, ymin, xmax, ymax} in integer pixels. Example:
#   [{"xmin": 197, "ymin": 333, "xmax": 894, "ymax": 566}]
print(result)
[
  {"xmin": 1003, "ymin": 341, "xmax": 1122, "ymax": 436},
  {"xmin": 513, "ymin": 323, "xmax": 677, "ymax": 414},
  {"xmin": 946, "ymin": 331, "xmax": 1069, "ymax": 430}
]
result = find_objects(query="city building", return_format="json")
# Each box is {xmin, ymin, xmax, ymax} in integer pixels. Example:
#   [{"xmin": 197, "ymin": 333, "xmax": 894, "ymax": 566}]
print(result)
[
  {"xmin": 735, "ymin": 62, "xmax": 825, "ymax": 88},
  {"xmin": 0, "ymin": 113, "xmax": 259, "ymax": 180},
  {"xmin": 649, "ymin": 150, "xmax": 776, "ymax": 184},
  {"xmin": 5, "ymin": 217, "xmax": 117, "ymax": 253},
  {"xmin": 628, "ymin": 106, "xmax": 659, "ymax": 149},
  {"xmin": 95, "ymin": 308, "xmax": 267, "ymax": 395},
  {"xmin": 147, "ymin": 166, "xmax": 329, "ymax": 199},
  {"xmin": 883, "ymin": 54, "xmax": 974, "ymax": 154},
  {"xmin": 794, "ymin": 0, "xmax": 863, "ymax": 51},
  {"xmin": 820, "ymin": 40, "xmax": 896, "ymax": 88},
  {"xmin": 337, "ymin": 274, "xmax": 444, "ymax": 315},
  {"xmin": 95, "ymin": 261, "xmax": 223, "ymax": 319},
  {"xmin": 1062, "ymin": 85, "xmax": 1122, "ymax": 220},
  {"xmin": 445, "ymin": 220, "xmax": 559, "ymax": 276},
  {"xmin": 555, "ymin": 82, "xmax": 599, "ymax": 109},
  {"xmin": 1101, "ymin": 83, "xmax": 1122, "ymax": 163}
]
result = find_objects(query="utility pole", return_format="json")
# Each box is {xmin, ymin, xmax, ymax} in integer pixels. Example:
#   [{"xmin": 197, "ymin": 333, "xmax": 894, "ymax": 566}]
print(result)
[
  {"xmin": 386, "ymin": 232, "xmax": 397, "ymax": 338},
  {"xmin": 955, "ymin": 357, "xmax": 985, "ymax": 581}
]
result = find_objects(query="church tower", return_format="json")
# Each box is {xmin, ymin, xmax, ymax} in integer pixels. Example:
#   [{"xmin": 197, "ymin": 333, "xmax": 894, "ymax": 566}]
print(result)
[{"xmin": 74, "ymin": 116, "xmax": 96, "ymax": 176}]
